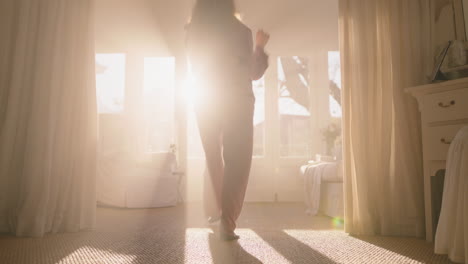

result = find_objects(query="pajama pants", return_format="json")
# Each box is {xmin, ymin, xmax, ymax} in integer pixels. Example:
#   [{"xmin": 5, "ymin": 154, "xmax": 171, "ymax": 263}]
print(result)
[{"xmin": 195, "ymin": 95, "xmax": 254, "ymax": 234}]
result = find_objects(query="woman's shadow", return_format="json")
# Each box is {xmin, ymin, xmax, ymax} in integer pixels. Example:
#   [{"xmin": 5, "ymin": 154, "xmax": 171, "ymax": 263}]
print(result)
[{"xmin": 208, "ymin": 232, "xmax": 262, "ymax": 264}]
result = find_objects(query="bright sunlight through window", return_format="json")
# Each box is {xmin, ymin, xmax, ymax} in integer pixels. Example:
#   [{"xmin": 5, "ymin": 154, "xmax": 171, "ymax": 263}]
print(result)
[
  {"xmin": 328, "ymin": 51, "xmax": 342, "ymax": 118},
  {"xmin": 142, "ymin": 57, "xmax": 176, "ymax": 153},
  {"xmin": 95, "ymin": 53, "xmax": 126, "ymax": 114}
]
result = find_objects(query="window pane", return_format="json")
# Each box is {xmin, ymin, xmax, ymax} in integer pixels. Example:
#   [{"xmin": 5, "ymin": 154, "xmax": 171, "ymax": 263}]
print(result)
[
  {"xmin": 143, "ymin": 57, "xmax": 175, "ymax": 153},
  {"xmin": 328, "ymin": 51, "xmax": 342, "ymax": 118},
  {"xmin": 95, "ymin": 54, "xmax": 126, "ymax": 113},
  {"xmin": 278, "ymin": 56, "xmax": 311, "ymax": 157},
  {"xmin": 253, "ymin": 78, "xmax": 265, "ymax": 157}
]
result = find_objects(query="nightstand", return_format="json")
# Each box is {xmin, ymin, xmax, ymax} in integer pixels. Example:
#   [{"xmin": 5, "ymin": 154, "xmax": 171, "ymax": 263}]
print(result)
[{"xmin": 406, "ymin": 77, "xmax": 468, "ymax": 241}]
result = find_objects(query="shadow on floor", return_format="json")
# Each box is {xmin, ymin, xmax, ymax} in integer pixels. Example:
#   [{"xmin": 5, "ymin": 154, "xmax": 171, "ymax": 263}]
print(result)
[
  {"xmin": 208, "ymin": 232, "xmax": 263, "ymax": 264},
  {"xmin": 253, "ymin": 229, "xmax": 337, "ymax": 264},
  {"xmin": 353, "ymin": 235, "xmax": 455, "ymax": 264},
  {"xmin": 0, "ymin": 203, "xmax": 455, "ymax": 264},
  {"xmin": 0, "ymin": 205, "xmax": 188, "ymax": 264}
]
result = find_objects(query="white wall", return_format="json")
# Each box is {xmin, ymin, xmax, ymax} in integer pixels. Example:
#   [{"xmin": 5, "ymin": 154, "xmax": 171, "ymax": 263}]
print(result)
[{"xmin": 95, "ymin": 0, "xmax": 170, "ymax": 55}]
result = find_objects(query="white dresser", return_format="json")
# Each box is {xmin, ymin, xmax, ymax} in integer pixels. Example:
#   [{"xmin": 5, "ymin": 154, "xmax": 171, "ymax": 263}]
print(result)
[{"xmin": 406, "ymin": 77, "xmax": 468, "ymax": 242}]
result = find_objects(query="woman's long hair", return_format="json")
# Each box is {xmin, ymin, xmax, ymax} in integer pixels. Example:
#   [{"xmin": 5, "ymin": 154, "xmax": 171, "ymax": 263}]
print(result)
[
  {"xmin": 186, "ymin": 0, "xmax": 237, "ymax": 77},
  {"xmin": 189, "ymin": 0, "xmax": 236, "ymax": 27}
]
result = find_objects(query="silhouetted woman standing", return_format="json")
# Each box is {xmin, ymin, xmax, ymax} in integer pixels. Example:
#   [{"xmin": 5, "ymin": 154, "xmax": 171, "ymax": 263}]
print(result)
[{"xmin": 186, "ymin": 0, "xmax": 269, "ymax": 240}]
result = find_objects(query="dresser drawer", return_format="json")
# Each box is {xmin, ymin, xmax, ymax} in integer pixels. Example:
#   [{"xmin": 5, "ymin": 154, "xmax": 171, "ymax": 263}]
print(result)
[
  {"xmin": 423, "ymin": 89, "xmax": 468, "ymax": 123},
  {"xmin": 424, "ymin": 124, "xmax": 467, "ymax": 160}
]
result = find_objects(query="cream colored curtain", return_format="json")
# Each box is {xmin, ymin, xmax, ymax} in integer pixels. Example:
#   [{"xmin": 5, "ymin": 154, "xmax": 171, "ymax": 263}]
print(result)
[
  {"xmin": 339, "ymin": 0, "xmax": 431, "ymax": 237},
  {"xmin": 0, "ymin": 0, "xmax": 97, "ymax": 237}
]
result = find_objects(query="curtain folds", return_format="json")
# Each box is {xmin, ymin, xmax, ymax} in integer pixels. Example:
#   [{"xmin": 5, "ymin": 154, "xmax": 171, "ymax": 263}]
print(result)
[
  {"xmin": 0, "ymin": 0, "xmax": 97, "ymax": 237},
  {"xmin": 339, "ymin": 0, "xmax": 431, "ymax": 237}
]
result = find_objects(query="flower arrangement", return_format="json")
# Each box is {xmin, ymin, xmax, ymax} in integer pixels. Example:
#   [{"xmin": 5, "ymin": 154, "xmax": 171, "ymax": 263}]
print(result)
[{"xmin": 321, "ymin": 123, "xmax": 341, "ymax": 156}]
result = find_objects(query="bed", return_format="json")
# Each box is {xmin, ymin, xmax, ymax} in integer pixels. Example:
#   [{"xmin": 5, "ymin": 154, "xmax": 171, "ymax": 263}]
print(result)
[
  {"xmin": 97, "ymin": 152, "xmax": 179, "ymax": 208},
  {"xmin": 300, "ymin": 160, "xmax": 344, "ymax": 218}
]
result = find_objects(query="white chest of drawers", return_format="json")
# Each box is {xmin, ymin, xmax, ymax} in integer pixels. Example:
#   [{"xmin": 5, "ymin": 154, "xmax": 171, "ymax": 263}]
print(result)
[{"xmin": 406, "ymin": 77, "xmax": 468, "ymax": 242}]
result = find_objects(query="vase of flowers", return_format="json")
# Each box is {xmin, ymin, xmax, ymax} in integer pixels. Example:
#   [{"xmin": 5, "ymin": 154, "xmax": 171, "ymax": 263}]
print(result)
[{"xmin": 321, "ymin": 123, "xmax": 341, "ymax": 156}]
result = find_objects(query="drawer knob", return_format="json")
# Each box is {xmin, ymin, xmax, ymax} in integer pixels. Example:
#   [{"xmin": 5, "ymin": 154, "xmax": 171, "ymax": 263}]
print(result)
[
  {"xmin": 440, "ymin": 138, "xmax": 452, "ymax": 145},
  {"xmin": 438, "ymin": 100, "xmax": 456, "ymax": 108}
]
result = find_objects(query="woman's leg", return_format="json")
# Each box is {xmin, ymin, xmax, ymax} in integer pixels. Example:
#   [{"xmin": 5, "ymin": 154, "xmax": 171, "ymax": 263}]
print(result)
[
  {"xmin": 220, "ymin": 99, "xmax": 255, "ymax": 235},
  {"xmin": 195, "ymin": 106, "xmax": 224, "ymax": 219}
]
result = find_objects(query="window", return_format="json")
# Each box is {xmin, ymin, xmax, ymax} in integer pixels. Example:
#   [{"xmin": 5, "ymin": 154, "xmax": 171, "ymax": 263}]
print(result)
[
  {"xmin": 328, "ymin": 51, "xmax": 342, "ymax": 118},
  {"xmin": 142, "ymin": 57, "xmax": 176, "ymax": 153},
  {"xmin": 95, "ymin": 54, "xmax": 126, "ymax": 113},
  {"xmin": 278, "ymin": 56, "xmax": 311, "ymax": 157},
  {"xmin": 253, "ymin": 77, "xmax": 265, "ymax": 157}
]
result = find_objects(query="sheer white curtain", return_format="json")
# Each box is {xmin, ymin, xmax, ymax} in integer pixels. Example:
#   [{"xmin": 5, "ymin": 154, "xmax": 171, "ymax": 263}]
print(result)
[
  {"xmin": 339, "ymin": 0, "xmax": 431, "ymax": 237},
  {"xmin": 0, "ymin": 0, "xmax": 97, "ymax": 237}
]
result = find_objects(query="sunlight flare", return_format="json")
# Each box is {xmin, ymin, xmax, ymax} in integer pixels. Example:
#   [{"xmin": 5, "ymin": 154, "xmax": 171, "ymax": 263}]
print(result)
[{"xmin": 182, "ymin": 67, "xmax": 206, "ymax": 106}]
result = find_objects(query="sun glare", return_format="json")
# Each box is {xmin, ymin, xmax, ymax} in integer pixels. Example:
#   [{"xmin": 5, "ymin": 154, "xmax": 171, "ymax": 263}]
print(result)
[
  {"xmin": 95, "ymin": 53, "xmax": 126, "ymax": 114},
  {"xmin": 182, "ymin": 65, "xmax": 206, "ymax": 106},
  {"xmin": 143, "ymin": 57, "xmax": 175, "ymax": 94},
  {"xmin": 182, "ymin": 73, "xmax": 197, "ymax": 104}
]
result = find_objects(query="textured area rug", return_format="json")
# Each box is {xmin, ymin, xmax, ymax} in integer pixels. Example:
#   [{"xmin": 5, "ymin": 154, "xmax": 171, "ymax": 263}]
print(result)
[{"xmin": 0, "ymin": 203, "xmax": 454, "ymax": 263}]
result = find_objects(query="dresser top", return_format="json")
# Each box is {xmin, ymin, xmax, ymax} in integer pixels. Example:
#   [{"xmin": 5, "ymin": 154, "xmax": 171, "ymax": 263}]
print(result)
[{"xmin": 406, "ymin": 77, "xmax": 468, "ymax": 97}]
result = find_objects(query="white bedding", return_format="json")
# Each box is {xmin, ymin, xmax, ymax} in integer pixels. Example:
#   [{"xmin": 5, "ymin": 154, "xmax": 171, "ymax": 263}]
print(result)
[
  {"xmin": 300, "ymin": 161, "xmax": 343, "ymax": 216},
  {"xmin": 97, "ymin": 152, "xmax": 179, "ymax": 208},
  {"xmin": 435, "ymin": 126, "xmax": 468, "ymax": 263},
  {"xmin": 320, "ymin": 182, "xmax": 344, "ymax": 218}
]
